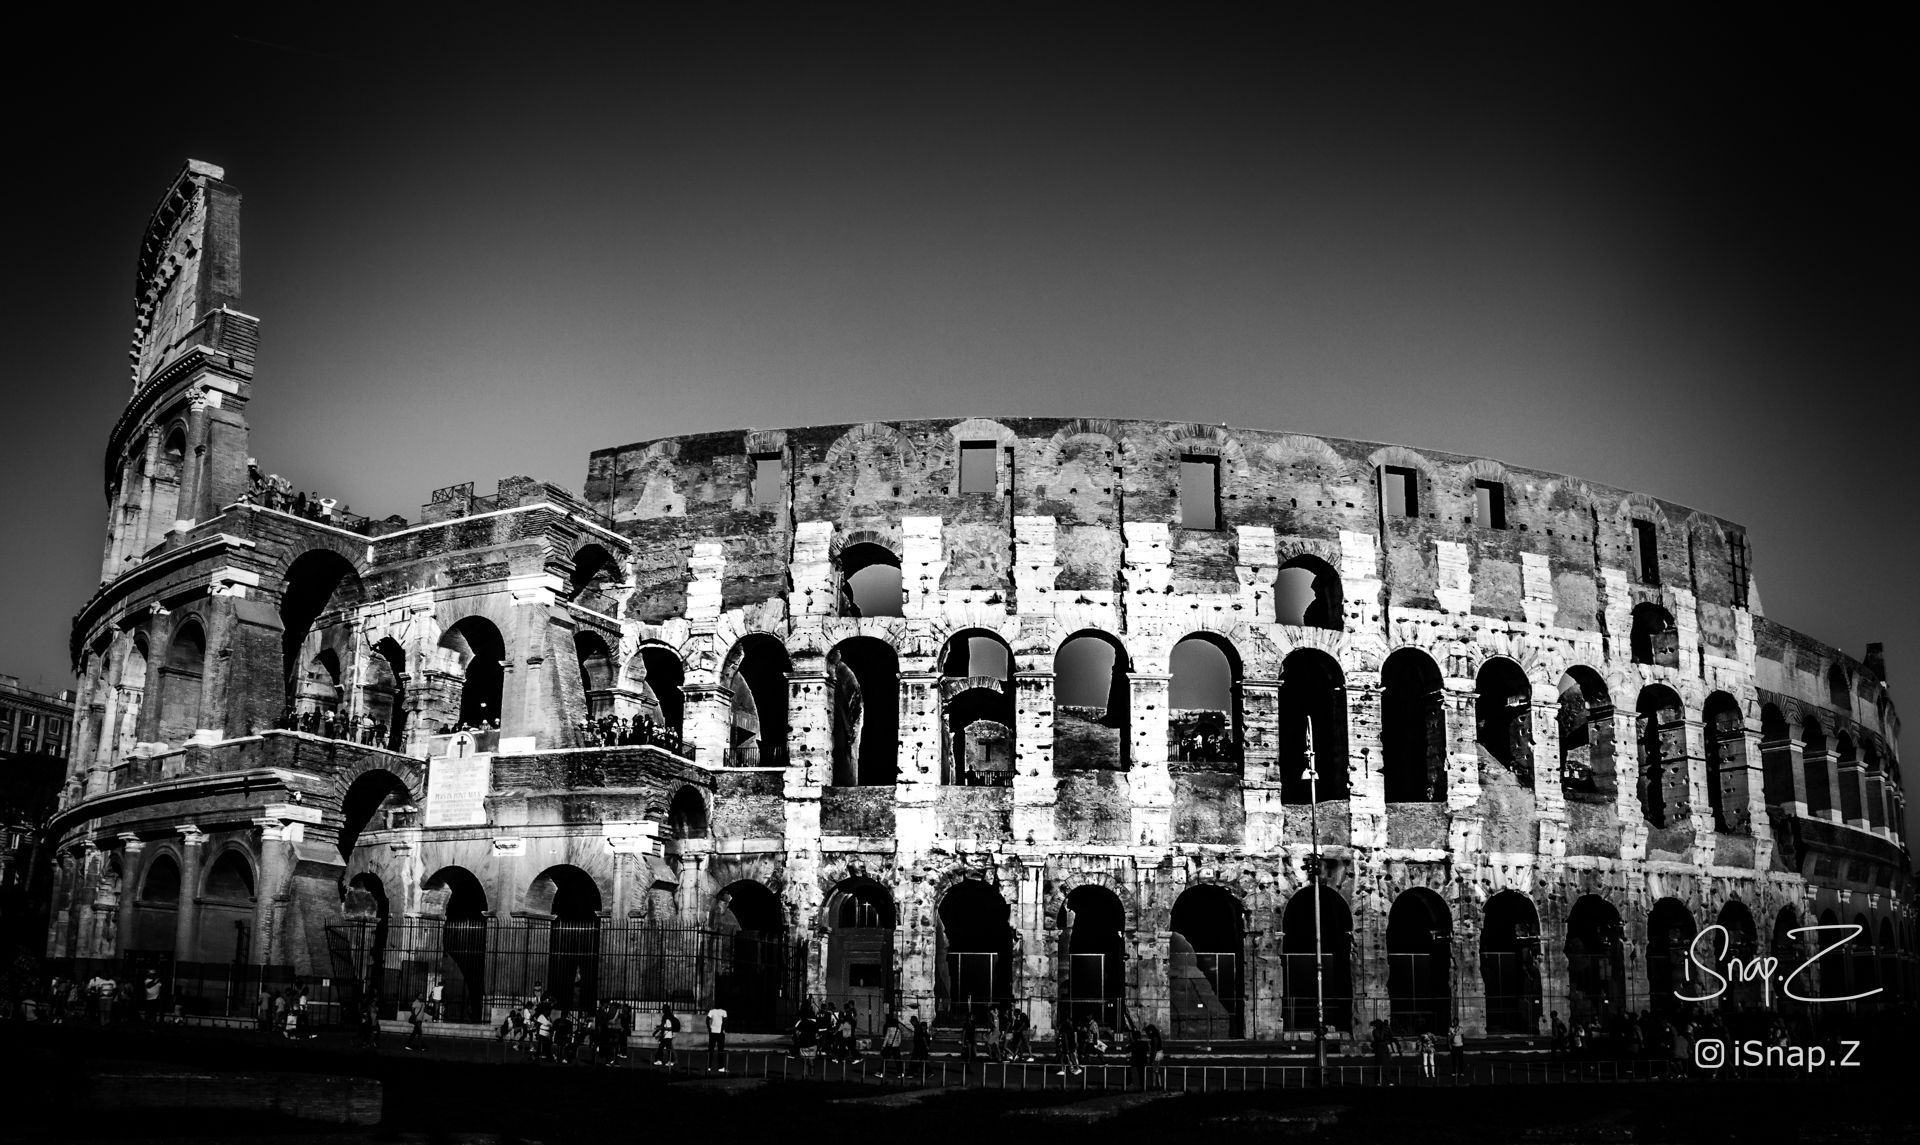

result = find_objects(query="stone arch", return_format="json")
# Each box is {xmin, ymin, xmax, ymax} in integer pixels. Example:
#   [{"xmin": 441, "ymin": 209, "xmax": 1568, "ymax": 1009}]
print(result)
[
  {"xmin": 667, "ymin": 784, "xmax": 709, "ymax": 840},
  {"xmin": 1170, "ymin": 632, "xmax": 1242, "ymax": 766},
  {"xmin": 823, "ymin": 876, "xmax": 895, "ymax": 1021},
  {"xmin": 279, "ymin": 548, "xmax": 365, "ymax": 714},
  {"xmin": 1278, "ymin": 647, "xmax": 1348, "ymax": 802},
  {"xmin": 1557, "ymin": 666, "xmax": 1616, "ymax": 798},
  {"xmin": 1702, "ymin": 691, "xmax": 1744, "ymax": 833},
  {"xmin": 937, "ymin": 878, "xmax": 1014, "ymax": 1021},
  {"xmin": 939, "ymin": 627, "xmax": 1015, "ymax": 785},
  {"xmin": 1480, "ymin": 890, "xmax": 1543, "ymax": 1034},
  {"xmin": 1714, "ymin": 899, "xmax": 1762, "ymax": 1009},
  {"xmin": 1386, "ymin": 886, "xmax": 1452, "ymax": 1034},
  {"xmin": 1275, "ymin": 553, "xmax": 1343, "ymax": 630},
  {"xmin": 1635, "ymin": 685, "xmax": 1686, "ymax": 829},
  {"xmin": 1645, "ymin": 897, "xmax": 1698, "ymax": 1015},
  {"xmin": 153, "ymin": 615, "xmax": 208, "ymax": 745},
  {"xmin": 423, "ymin": 865, "xmax": 488, "ymax": 1022},
  {"xmin": 1565, "ymin": 895, "xmax": 1626, "ymax": 1023},
  {"xmin": 827, "ymin": 636, "xmax": 898, "ymax": 786},
  {"xmin": 713, "ymin": 879, "xmax": 787, "ymax": 1031},
  {"xmin": 1170, "ymin": 882, "xmax": 1245, "ymax": 1039},
  {"xmin": 1281, "ymin": 883, "xmax": 1353, "ymax": 1033},
  {"xmin": 1057, "ymin": 884, "xmax": 1128, "ymax": 1027},
  {"xmin": 822, "ymin": 421, "xmax": 921, "ymax": 471},
  {"xmin": 336, "ymin": 766, "xmax": 415, "ymax": 860},
  {"xmin": 720, "ymin": 632, "xmax": 791, "ymax": 768},
  {"xmin": 1054, "ymin": 629, "xmax": 1132, "ymax": 772},
  {"xmin": 565, "ymin": 542, "xmax": 623, "ymax": 605},
  {"xmin": 1475, "ymin": 656, "xmax": 1534, "ymax": 783},
  {"xmin": 438, "ymin": 616, "xmax": 507, "ymax": 730},
  {"xmin": 1382, "ymin": 647, "xmax": 1446, "ymax": 803}
]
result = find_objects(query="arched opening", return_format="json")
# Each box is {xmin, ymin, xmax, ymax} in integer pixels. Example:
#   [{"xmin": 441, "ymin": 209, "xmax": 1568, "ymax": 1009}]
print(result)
[
  {"xmin": 1557, "ymin": 667, "xmax": 1615, "ymax": 798},
  {"xmin": 1715, "ymin": 901, "xmax": 1761, "ymax": 1011},
  {"xmin": 1771, "ymin": 907, "xmax": 1802, "ymax": 1008},
  {"xmin": 280, "ymin": 549, "xmax": 362, "ymax": 716},
  {"xmin": 1877, "ymin": 918, "xmax": 1897, "ymax": 1004},
  {"xmin": 155, "ymin": 620, "xmax": 206, "ymax": 745},
  {"xmin": 828, "ymin": 637, "xmax": 899, "ymax": 786},
  {"xmin": 1169, "ymin": 885, "xmax": 1243, "ymax": 1039},
  {"xmin": 420, "ymin": 866, "xmax": 488, "ymax": 1022},
  {"xmin": 575, "ymin": 631, "xmax": 614, "ymax": 719},
  {"xmin": 1760, "ymin": 704, "xmax": 1794, "ymax": 807},
  {"xmin": 1480, "ymin": 891, "xmax": 1543, "ymax": 1034},
  {"xmin": 1382, "ymin": 648, "xmax": 1446, "ymax": 802},
  {"xmin": 1645, "ymin": 898, "xmax": 1697, "ymax": 1015},
  {"xmin": 567, "ymin": 544, "xmax": 622, "ymax": 612},
  {"xmin": 338, "ymin": 768, "xmax": 412, "ymax": 861},
  {"xmin": 145, "ymin": 426, "xmax": 186, "ymax": 550},
  {"xmin": 530, "ymin": 865, "xmax": 602, "ymax": 1012},
  {"xmin": 713, "ymin": 880, "xmax": 786, "ymax": 1032},
  {"xmin": 1281, "ymin": 884, "xmax": 1353, "ymax": 1033},
  {"xmin": 196, "ymin": 851, "xmax": 255, "ymax": 964},
  {"xmin": 297, "ymin": 648, "xmax": 344, "ymax": 731},
  {"xmin": 1635, "ymin": 686, "xmax": 1686, "ymax": 829},
  {"xmin": 1702, "ymin": 692, "xmax": 1743, "ymax": 833},
  {"xmin": 1827, "ymin": 664, "xmax": 1851, "ymax": 710},
  {"xmin": 940, "ymin": 630, "xmax": 1016, "ymax": 784},
  {"xmin": 1053, "ymin": 631, "xmax": 1131, "ymax": 771},
  {"xmin": 840, "ymin": 542, "xmax": 903, "ymax": 617},
  {"xmin": 1835, "ymin": 733, "xmax": 1861, "ymax": 822},
  {"xmin": 1278, "ymin": 649, "xmax": 1348, "ymax": 802},
  {"xmin": 1386, "ymin": 888, "xmax": 1452, "ymax": 1035},
  {"xmin": 366, "ymin": 638, "xmax": 407, "ymax": 751},
  {"xmin": 1275, "ymin": 555, "xmax": 1342, "ymax": 629},
  {"xmin": 439, "ymin": 617, "xmax": 506, "ymax": 730},
  {"xmin": 1863, "ymin": 741, "xmax": 1887, "ymax": 831},
  {"xmin": 1565, "ymin": 896, "xmax": 1625, "ymax": 1024},
  {"xmin": 1057, "ymin": 885, "xmax": 1126, "ymax": 1028},
  {"xmin": 667, "ymin": 785, "xmax": 709, "ymax": 840},
  {"xmin": 1630, "ymin": 603, "xmax": 1680, "ymax": 668},
  {"xmin": 723, "ymin": 635, "xmax": 791, "ymax": 768},
  {"xmin": 938, "ymin": 880, "xmax": 1013, "ymax": 1022},
  {"xmin": 824, "ymin": 879, "xmax": 895, "ymax": 1026},
  {"xmin": 1849, "ymin": 912, "xmax": 1877, "ymax": 999},
  {"xmin": 133, "ymin": 853, "xmax": 181, "ymax": 953},
  {"xmin": 1474, "ymin": 657, "xmax": 1533, "ymax": 783},
  {"xmin": 637, "ymin": 645, "xmax": 686, "ymax": 736},
  {"xmin": 1815, "ymin": 908, "xmax": 1845, "ymax": 999},
  {"xmin": 1169, "ymin": 634, "xmax": 1241, "ymax": 765},
  {"xmin": 343, "ymin": 871, "xmax": 392, "ymax": 1009},
  {"xmin": 1802, "ymin": 717, "xmax": 1833, "ymax": 817}
]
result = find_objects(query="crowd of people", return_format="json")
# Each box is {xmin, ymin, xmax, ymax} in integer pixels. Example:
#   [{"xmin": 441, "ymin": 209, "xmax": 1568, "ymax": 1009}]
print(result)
[
  {"xmin": 576, "ymin": 713, "xmax": 688, "ymax": 755},
  {"xmin": 276, "ymin": 706, "xmax": 389, "ymax": 745},
  {"xmin": 239, "ymin": 461, "xmax": 351, "ymax": 525},
  {"xmin": 28, "ymin": 971, "xmax": 178, "ymax": 1028}
]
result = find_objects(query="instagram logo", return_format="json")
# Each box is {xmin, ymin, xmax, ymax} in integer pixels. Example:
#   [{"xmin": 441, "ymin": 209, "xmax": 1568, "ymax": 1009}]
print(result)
[{"xmin": 1694, "ymin": 1038, "xmax": 1726, "ymax": 1069}]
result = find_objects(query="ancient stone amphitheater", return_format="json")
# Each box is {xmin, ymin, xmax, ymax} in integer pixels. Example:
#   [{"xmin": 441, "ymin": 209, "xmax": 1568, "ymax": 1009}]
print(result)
[{"xmin": 47, "ymin": 160, "xmax": 1911, "ymax": 1042}]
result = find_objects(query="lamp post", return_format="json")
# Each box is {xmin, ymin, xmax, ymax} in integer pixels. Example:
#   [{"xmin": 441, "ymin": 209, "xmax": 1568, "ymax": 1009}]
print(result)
[{"xmin": 1304, "ymin": 720, "xmax": 1328, "ymax": 1081}]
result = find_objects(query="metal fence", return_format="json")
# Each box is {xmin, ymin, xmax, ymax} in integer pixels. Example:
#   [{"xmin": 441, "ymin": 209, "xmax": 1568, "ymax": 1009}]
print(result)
[
  {"xmin": 36, "ymin": 953, "xmax": 348, "ymax": 1026},
  {"xmin": 326, "ymin": 921, "xmax": 795, "ymax": 1030}
]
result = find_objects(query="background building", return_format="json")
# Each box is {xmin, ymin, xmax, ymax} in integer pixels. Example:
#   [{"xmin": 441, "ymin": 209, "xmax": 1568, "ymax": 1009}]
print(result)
[{"xmin": 46, "ymin": 162, "xmax": 1911, "ymax": 1039}]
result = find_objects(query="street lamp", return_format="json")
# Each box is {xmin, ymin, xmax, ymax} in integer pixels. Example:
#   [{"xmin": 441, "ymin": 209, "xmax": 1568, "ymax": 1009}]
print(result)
[{"xmin": 1304, "ymin": 720, "xmax": 1328, "ymax": 1081}]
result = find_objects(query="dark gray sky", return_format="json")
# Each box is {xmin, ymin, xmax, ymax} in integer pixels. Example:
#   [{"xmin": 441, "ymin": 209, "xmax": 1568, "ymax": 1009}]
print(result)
[{"xmin": 3, "ymin": 5, "xmax": 1911, "ymax": 835}]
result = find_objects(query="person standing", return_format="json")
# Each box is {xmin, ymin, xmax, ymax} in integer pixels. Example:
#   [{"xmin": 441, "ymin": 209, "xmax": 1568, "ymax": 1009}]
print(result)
[
  {"xmin": 1550, "ymin": 1010, "xmax": 1567, "ymax": 1061},
  {"xmin": 1418, "ymin": 1029, "xmax": 1437, "ymax": 1080},
  {"xmin": 880, "ymin": 1010, "xmax": 904, "ymax": 1077},
  {"xmin": 653, "ymin": 1004, "xmax": 679, "ymax": 1067},
  {"xmin": 960, "ymin": 1012, "xmax": 978, "ymax": 1065},
  {"xmin": 986, "ymin": 1006, "xmax": 1004, "ymax": 1063},
  {"xmin": 909, "ymin": 1014, "xmax": 931, "ymax": 1072},
  {"xmin": 1449, "ymin": 1022, "xmax": 1467, "ymax": 1083},
  {"xmin": 1055, "ymin": 1017, "xmax": 1082, "ymax": 1077},
  {"xmin": 1128, "ymin": 1026, "xmax": 1152, "ymax": 1091},
  {"xmin": 705, "ymin": 1003, "xmax": 729, "ymax": 1072},
  {"xmin": 406, "ymin": 994, "xmax": 427, "ymax": 1052},
  {"xmin": 142, "ymin": 971, "xmax": 163, "ymax": 1028}
]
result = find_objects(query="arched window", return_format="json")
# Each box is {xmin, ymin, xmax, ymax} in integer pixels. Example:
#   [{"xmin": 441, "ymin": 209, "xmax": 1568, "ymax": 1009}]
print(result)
[
  {"xmin": 1054, "ymin": 631, "xmax": 1130, "ymax": 772},
  {"xmin": 1835, "ymin": 733, "xmax": 1862, "ymax": 822},
  {"xmin": 1635, "ymin": 686, "xmax": 1685, "ymax": 829},
  {"xmin": 1474, "ymin": 658, "xmax": 1533, "ymax": 783},
  {"xmin": 825, "ymin": 879, "xmax": 895, "ymax": 1023},
  {"xmin": 1565, "ymin": 896, "xmax": 1625, "ymax": 1023},
  {"xmin": 425, "ymin": 866, "xmax": 488, "ymax": 1023},
  {"xmin": 1702, "ymin": 691, "xmax": 1743, "ymax": 834},
  {"xmin": 1645, "ymin": 898, "xmax": 1697, "ymax": 1015},
  {"xmin": 1715, "ymin": 901, "xmax": 1761, "ymax": 1009},
  {"xmin": 1386, "ymin": 888, "xmax": 1452, "ymax": 1035},
  {"xmin": 1058, "ymin": 886, "xmax": 1127, "ymax": 1027},
  {"xmin": 203, "ymin": 852, "xmax": 254, "ymax": 901},
  {"xmin": 368, "ymin": 637, "xmax": 407, "ymax": 751},
  {"xmin": 155, "ymin": 620, "xmax": 206, "ymax": 745},
  {"xmin": 1281, "ymin": 884, "xmax": 1352, "ymax": 1031},
  {"xmin": 1827, "ymin": 664, "xmax": 1851, "ymax": 710},
  {"xmin": 1274, "ymin": 555, "xmax": 1342, "ymax": 630},
  {"xmin": 528, "ymin": 865, "xmax": 602, "ymax": 1011},
  {"xmin": 723, "ymin": 635, "xmax": 792, "ymax": 768},
  {"xmin": 1169, "ymin": 634, "xmax": 1240, "ymax": 766},
  {"xmin": 1630, "ymin": 603, "xmax": 1680, "ymax": 668},
  {"xmin": 1278, "ymin": 649, "xmax": 1348, "ymax": 801},
  {"xmin": 938, "ymin": 881, "xmax": 1012, "ymax": 1021},
  {"xmin": 840, "ymin": 542, "xmax": 903, "ymax": 617},
  {"xmin": 338, "ymin": 768, "xmax": 411, "ymax": 860},
  {"xmin": 567, "ymin": 544, "xmax": 622, "ymax": 613},
  {"xmin": 1382, "ymin": 648, "xmax": 1446, "ymax": 802},
  {"xmin": 280, "ymin": 549, "xmax": 362, "ymax": 714},
  {"xmin": 1170, "ymin": 885, "xmax": 1244, "ymax": 1039},
  {"xmin": 940, "ymin": 629, "xmax": 1015, "ymax": 785},
  {"xmin": 575, "ymin": 631, "xmax": 614, "ymax": 719},
  {"xmin": 1557, "ymin": 667, "xmax": 1614, "ymax": 798},
  {"xmin": 714, "ymin": 881, "xmax": 786, "ymax": 1031},
  {"xmin": 667, "ymin": 785, "xmax": 709, "ymax": 840},
  {"xmin": 1802, "ymin": 715, "xmax": 1833, "ymax": 817},
  {"xmin": 1480, "ymin": 891, "xmax": 1543, "ymax": 1034},
  {"xmin": 439, "ymin": 617, "xmax": 506, "ymax": 730},
  {"xmin": 1759, "ymin": 704, "xmax": 1794, "ymax": 808},
  {"xmin": 828, "ymin": 637, "xmax": 899, "ymax": 786}
]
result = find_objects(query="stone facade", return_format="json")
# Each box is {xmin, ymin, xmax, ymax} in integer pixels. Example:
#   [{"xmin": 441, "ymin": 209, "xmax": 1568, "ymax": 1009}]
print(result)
[{"xmin": 47, "ymin": 162, "xmax": 1914, "ymax": 1039}]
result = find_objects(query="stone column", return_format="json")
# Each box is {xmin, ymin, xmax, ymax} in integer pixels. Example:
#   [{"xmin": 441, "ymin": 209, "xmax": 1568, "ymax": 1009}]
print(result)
[
  {"xmin": 895, "ymin": 663, "xmax": 940, "ymax": 853},
  {"xmin": 252, "ymin": 819, "xmax": 299, "ymax": 967},
  {"xmin": 1240, "ymin": 679, "xmax": 1284, "ymax": 852},
  {"xmin": 1444, "ymin": 682, "xmax": 1483, "ymax": 857},
  {"xmin": 681, "ymin": 682, "xmax": 732, "ymax": 767},
  {"xmin": 1805, "ymin": 749, "xmax": 1841, "ymax": 823},
  {"xmin": 115, "ymin": 834, "xmax": 145, "ymax": 956},
  {"xmin": 1531, "ymin": 697, "xmax": 1568, "ymax": 859},
  {"xmin": 1837, "ymin": 754, "xmax": 1869, "ymax": 830},
  {"xmin": 1011, "ymin": 668, "xmax": 1056, "ymax": 845},
  {"xmin": 1763, "ymin": 735, "xmax": 1807, "ymax": 817},
  {"xmin": 174, "ymin": 825, "xmax": 206, "ymax": 962},
  {"xmin": 1128, "ymin": 673, "xmax": 1173, "ymax": 847}
]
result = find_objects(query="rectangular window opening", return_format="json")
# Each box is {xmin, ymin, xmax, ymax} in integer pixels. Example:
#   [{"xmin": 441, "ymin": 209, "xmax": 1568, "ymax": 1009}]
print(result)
[
  {"xmin": 1632, "ymin": 519, "xmax": 1660, "ymax": 584},
  {"xmin": 959, "ymin": 441, "xmax": 997, "ymax": 494},
  {"xmin": 751, "ymin": 453, "xmax": 783, "ymax": 506},
  {"xmin": 1730, "ymin": 534, "xmax": 1750, "ymax": 608},
  {"xmin": 1181, "ymin": 455, "xmax": 1220, "ymax": 530},
  {"xmin": 1474, "ymin": 480, "xmax": 1507, "ymax": 529},
  {"xmin": 1382, "ymin": 466, "xmax": 1418, "ymax": 518}
]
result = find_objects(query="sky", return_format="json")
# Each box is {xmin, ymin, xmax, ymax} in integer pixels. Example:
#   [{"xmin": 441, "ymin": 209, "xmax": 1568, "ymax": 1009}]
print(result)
[{"xmin": 1, "ymin": 4, "xmax": 1912, "ymax": 835}]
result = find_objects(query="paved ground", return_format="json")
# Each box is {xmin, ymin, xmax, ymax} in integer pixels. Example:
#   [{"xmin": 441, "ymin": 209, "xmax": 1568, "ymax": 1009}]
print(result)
[{"xmin": 2, "ymin": 1021, "xmax": 1914, "ymax": 1144}]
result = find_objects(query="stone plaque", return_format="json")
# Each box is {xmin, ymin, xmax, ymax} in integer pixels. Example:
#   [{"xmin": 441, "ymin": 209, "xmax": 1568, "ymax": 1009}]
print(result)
[{"xmin": 426, "ymin": 752, "xmax": 491, "ymax": 827}]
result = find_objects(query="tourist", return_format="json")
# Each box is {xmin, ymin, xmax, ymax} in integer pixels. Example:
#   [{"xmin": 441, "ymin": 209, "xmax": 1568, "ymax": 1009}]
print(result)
[
  {"xmin": 1128, "ymin": 1025, "xmax": 1152, "ymax": 1090},
  {"xmin": 404, "ymin": 993, "xmax": 427, "ymax": 1051},
  {"xmin": 960, "ymin": 1011, "xmax": 977, "ymax": 1064},
  {"xmin": 987, "ymin": 1005, "xmax": 1004, "ymax": 1062},
  {"xmin": 1418, "ymin": 1029, "xmax": 1437, "ymax": 1080},
  {"xmin": 1371, "ymin": 1019, "xmax": 1393, "ymax": 1084},
  {"xmin": 1011, "ymin": 1007, "xmax": 1035, "ymax": 1061},
  {"xmin": 357, "ymin": 995, "xmax": 381, "ymax": 1050},
  {"xmin": 706, "ymin": 1002, "xmax": 729, "ymax": 1071},
  {"xmin": 1449, "ymin": 1021, "xmax": 1466, "ymax": 1082},
  {"xmin": 793, "ymin": 998, "xmax": 817, "ymax": 1061},
  {"xmin": 1055, "ymin": 1015, "xmax": 1082, "ymax": 1077},
  {"xmin": 553, "ymin": 1011, "xmax": 575, "ymax": 1064},
  {"xmin": 880, "ymin": 1010, "xmax": 904, "ymax": 1076},
  {"xmin": 533, "ymin": 1007, "xmax": 554, "ymax": 1061},
  {"xmin": 1550, "ymin": 1010, "xmax": 1567, "ymax": 1060},
  {"xmin": 909, "ymin": 1013, "xmax": 931, "ymax": 1070},
  {"xmin": 653, "ymin": 1004, "xmax": 680, "ymax": 1066}
]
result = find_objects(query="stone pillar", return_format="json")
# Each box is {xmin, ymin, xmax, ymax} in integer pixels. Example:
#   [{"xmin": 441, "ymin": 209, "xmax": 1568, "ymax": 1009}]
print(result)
[
  {"xmin": 1016, "ymin": 856, "xmax": 1050, "ymax": 1034},
  {"xmin": 1531, "ymin": 697, "xmax": 1567, "ymax": 859},
  {"xmin": 896, "ymin": 662, "xmax": 940, "ymax": 853},
  {"xmin": 1838, "ymin": 754, "xmax": 1869, "ymax": 830},
  {"xmin": 1805, "ymin": 749, "xmax": 1841, "ymax": 823},
  {"xmin": 682, "ymin": 682, "xmax": 733, "ymax": 768},
  {"xmin": 1444, "ymin": 682, "xmax": 1483, "ymax": 857},
  {"xmin": 115, "ymin": 834, "xmax": 145, "ymax": 956},
  {"xmin": 1011, "ymin": 669, "xmax": 1056, "ymax": 845},
  {"xmin": 1240, "ymin": 679, "xmax": 1284, "ymax": 852},
  {"xmin": 1763, "ymin": 736, "xmax": 1807, "ymax": 817},
  {"xmin": 1610, "ymin": 707, "xmax": 1647, "ymax": 858},
  {"xmin": 176, "ymin": 390, "xmax": 211, "ymax": 532},
  {"xmin": 252, "ymin": 819, "xmax": 299, "ymax": 966},
  {"xmin": 174, "ymin": 825, "xmax": 206, "ymax": 962},
  {"xmin": 1128, "ymin": 673, "xmax": 1173, "ymax": 847}
]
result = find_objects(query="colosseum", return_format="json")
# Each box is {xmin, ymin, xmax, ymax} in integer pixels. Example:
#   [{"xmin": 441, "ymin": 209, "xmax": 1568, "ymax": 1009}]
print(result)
[{"xmin": 46, "ymin": 160, "xmax": 1912, "ymax": 1044}]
